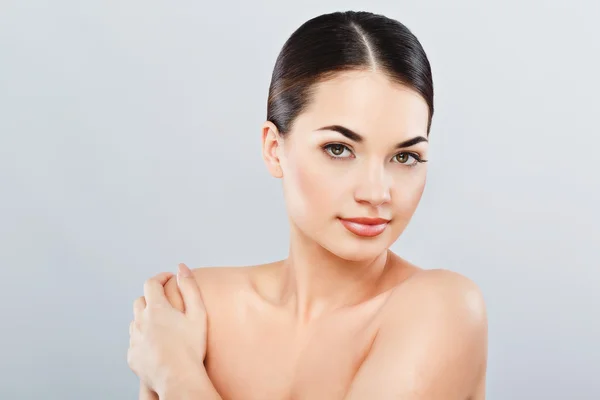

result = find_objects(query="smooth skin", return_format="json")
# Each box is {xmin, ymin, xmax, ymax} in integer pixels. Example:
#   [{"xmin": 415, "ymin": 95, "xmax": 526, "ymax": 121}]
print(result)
[{"xmin": 131, "ymin": 70, "xmax": 488, "ymax": 399}]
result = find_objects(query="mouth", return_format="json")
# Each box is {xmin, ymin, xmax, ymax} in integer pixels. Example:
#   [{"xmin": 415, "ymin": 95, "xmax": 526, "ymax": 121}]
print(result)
[{"xmin": 338, "ymin": 217, "xmax": 390, "ymax": 238}]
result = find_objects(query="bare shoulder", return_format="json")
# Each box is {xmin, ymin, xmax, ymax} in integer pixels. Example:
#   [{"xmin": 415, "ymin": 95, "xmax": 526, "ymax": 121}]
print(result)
[
  {"xmin": 387, "ymin": 268, "xmax": 487, "ymax": 321},
  {"xmin": 380, "ymin": 268, "xmax": 488, "ymax": 359},
  {"xmin": 345, "ymin": 269, "xmax": 488, "ymax": 399},
  {"xmin": 162, "ymin": 264, "xmax": 258, "ymax": 312},
  {"xmin": 162, "ymin": 263, "xmax": 276, "ymax": 312},
  {"xmin": 380, "ymin": 253, "xmax": 487, "ymax": 328}
]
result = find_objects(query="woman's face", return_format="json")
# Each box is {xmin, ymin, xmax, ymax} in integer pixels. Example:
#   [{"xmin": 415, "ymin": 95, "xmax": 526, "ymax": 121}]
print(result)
[{"xmin": 264, "ymin": 70, "xmax": 430, "ymax": 261}]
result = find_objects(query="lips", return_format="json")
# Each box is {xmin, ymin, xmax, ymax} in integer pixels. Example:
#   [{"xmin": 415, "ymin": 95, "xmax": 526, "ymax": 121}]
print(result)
[{"xmin": 338, "ymin": 217, "xmax": 390, "ymax": 237}]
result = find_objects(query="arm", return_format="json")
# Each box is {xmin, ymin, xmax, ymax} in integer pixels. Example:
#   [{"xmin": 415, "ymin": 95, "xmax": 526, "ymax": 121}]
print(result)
[
  {"xmin": 139, "ymin": 382, "xmax": 158, "ymax": 400},
  {"xmin": 344, "ymin": 270, "xmax": 488, "ymax": 400},
  {"xmin": 159, "ymin": 367, "xmax": 222, "ymax": 400},
  {"xmin": 137, "ymin": 271, "xmax": 222, "ymax": 400},
  {"xmin": 137, "ymin": 275, "xmax": 183, "ymax": 400}
]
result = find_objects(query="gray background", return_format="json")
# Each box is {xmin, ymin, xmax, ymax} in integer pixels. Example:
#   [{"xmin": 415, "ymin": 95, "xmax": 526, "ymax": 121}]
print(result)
[{"xmin": 1, "ymin": 1, "xmax": 598, "ymax": 399}]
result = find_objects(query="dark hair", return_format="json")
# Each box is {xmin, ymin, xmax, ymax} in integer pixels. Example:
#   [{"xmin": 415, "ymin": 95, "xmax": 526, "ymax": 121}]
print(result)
[{"xmin": 267, "ymin": 11, "xmax": 434, "ymax": 136}]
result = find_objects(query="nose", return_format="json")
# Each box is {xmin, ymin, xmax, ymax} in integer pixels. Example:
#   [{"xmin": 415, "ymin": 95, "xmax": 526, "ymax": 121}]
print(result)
[{"xmin": 354, "ymin": 162, "xmax": 392, "ymax": 207}]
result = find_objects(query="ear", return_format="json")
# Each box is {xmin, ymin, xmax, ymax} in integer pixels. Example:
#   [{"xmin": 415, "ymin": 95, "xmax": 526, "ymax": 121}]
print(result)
[{"xmin": 261, "ymin": 121, "xmax": 284, "ymax": 178}]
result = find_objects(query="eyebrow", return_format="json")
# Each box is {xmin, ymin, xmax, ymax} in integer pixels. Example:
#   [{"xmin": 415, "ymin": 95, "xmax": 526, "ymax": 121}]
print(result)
[{"xmin": 316, "ymin": 125, "xmax": 428, "ymax": 148}]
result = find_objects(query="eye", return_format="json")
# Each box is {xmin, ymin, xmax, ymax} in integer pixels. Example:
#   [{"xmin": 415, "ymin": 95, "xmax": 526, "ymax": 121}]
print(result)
[
  {"xmin": 323, "ymin": 143, "xmax": 353, "ymax": 159},
  {"xmin": 392, "ymin": 152, "xmax": 422, "ymax": 166}
]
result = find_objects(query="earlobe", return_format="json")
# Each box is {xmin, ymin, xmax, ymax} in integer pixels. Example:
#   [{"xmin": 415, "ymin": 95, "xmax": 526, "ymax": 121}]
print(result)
[{"xmin": 261, "ymin": 121, "xmax": 284, "ymax": 178}]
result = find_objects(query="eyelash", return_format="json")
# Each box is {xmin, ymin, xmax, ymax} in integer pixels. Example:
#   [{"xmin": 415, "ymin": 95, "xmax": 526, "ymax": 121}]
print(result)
[{"xmin": 322, "ymin": 143, "xmax": 427, "ymax": 167}]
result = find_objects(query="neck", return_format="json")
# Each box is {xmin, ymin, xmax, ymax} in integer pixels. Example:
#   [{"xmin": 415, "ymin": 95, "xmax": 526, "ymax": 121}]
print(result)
[{"xmin": 278, "ymin": 226, "xmax": 390, "ymax": 324}]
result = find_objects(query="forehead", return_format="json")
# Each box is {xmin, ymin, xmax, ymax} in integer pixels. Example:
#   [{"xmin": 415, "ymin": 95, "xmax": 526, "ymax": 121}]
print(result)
[{"xmin": 298, "ymin": 70, "xmax": 429, "ymax": 138}]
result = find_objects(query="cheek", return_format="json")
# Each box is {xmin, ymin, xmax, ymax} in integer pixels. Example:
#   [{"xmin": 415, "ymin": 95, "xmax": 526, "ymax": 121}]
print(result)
[
  {"xmin": 282, "ymin": 152, "xmax": 348, "ymax": 229},
  {"xmin": 292, "ymin": 161, "xmax": 337, "ymax": 211},
  {"xmin": 393, "ymin": 172, "xmax": 427, "ymax": 216}
]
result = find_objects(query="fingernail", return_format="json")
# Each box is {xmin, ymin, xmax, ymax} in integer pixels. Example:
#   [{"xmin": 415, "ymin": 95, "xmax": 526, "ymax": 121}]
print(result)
[{"xmin": 178, "ymin": 263, "xmax": 192, "ymax": 278}]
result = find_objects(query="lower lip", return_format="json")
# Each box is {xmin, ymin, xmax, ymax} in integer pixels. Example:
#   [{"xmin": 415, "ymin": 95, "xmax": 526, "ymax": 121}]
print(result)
[{"xmin": 338, "ymin": 219, "xmax": 388, "ymax": 237}]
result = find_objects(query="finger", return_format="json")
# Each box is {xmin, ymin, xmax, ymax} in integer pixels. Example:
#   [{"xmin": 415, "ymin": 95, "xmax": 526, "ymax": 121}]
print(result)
[
  {"xmin": 129, "ymin": 320, "xmax": 136, "ymax": 348},
  {"xmin": 176, "ymin": 263, "xmax": 206, "ymax": 317},
  {"xmin": 133, "ymin": 296, "xmax": 146, "ymax": 320},
  {"xmin": 127, "ymin": 346, "xmax": 138, "ymax": 375},
  {"xmin": 129, "ymin": 319, "xmax": 141, "ymax": 346},
  {"xmin": 152, "ymin": 271, "xmax": 175, "ymax": 286},
  {"xmin": 143, "ymin": 272, "xmax": 174, "ymax": 306}
]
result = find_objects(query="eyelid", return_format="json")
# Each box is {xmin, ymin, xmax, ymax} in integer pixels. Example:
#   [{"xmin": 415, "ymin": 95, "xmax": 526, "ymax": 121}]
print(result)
[
  {"xmin": 325, "ymin": 141, "xmax": 354, "ymax": 150},
  {"xmin": 395, "ymin": 150, "xmax": 422, "ymax": 159}
]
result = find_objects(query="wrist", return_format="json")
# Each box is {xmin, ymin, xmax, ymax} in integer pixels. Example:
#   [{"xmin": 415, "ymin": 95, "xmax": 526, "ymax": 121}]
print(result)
[
  {"xmin": 159, "ymin": 383, "xmax": 202, "ymax": 400},
  {"xmin": 159, "ymin": 366, "xmax": 221, "ymax": 400}
]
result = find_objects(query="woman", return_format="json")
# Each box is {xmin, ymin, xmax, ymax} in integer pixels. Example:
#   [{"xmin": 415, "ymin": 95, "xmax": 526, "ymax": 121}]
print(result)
[{"xmin": 128, "ymin": 10, "xmax": 488, "ymax": 400}]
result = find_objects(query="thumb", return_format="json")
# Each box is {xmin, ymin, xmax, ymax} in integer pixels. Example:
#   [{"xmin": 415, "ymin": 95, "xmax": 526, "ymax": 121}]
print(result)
[{"xmin": 176, "ymin": 263, "xmax": 205, "ymax": 316}]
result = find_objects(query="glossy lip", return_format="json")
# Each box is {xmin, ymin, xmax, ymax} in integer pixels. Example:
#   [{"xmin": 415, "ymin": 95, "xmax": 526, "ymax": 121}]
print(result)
[{"xmin": 338, "ymin": 217, "xmax": 390, "ymax": 237}]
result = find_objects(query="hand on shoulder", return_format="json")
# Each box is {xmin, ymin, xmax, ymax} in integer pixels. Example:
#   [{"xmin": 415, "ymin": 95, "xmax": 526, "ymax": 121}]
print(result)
[
  {"xmin": 162, "ymin": 265, "xmax": 252, "ymax": 313},
  {"xmin": 163, "ymin": 266, "xmax": 223, "ymax": 312}
]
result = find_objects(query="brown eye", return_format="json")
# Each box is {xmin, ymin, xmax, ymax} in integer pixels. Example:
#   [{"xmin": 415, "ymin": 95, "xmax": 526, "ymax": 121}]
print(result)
[
  {"xmin": 324, "ymin": 143, "xmax": 352, "ymax": 158},
  {"xmin": 396, "ymin": 153, "xmax": 409, "ymax": 163},
  {"xmin": 330, "ymin": 144, "xmax": 345, "ymax": 155},
  {"xmin": 393, "ymin": 152, "xmax": 421, "ymax": 166}
]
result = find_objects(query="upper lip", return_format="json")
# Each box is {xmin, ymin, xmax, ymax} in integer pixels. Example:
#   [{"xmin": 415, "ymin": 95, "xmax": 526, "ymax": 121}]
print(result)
[{"xmin": 339, "ymin": 217, "xmax": 391, "ymax": 225}]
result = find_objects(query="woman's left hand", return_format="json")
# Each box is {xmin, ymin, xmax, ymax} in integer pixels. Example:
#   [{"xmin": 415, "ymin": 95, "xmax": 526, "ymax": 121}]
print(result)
[{"xmin": 127, "ymin": 264, "xmax": 208, "ymax": 397}]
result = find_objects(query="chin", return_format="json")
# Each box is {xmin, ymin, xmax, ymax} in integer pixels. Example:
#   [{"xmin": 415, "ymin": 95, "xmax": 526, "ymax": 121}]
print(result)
[{"xmin": 320, "ymin": 234, "xmax": 393, "ymax": 262}]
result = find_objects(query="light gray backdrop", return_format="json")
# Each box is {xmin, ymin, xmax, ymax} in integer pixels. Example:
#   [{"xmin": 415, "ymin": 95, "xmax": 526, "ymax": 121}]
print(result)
[{"xmin": 1, "ymin": 1, "xmax": 598, "ymax": 399}]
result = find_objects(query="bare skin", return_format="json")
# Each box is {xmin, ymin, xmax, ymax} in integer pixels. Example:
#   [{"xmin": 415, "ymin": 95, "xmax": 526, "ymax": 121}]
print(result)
[
  {"xmin": 137, "ymin": 69, "xmax": 488, "ymax": 399},
  {"xmin": 139, "ymin": 254, "xmax": 486, "ymax": 399}
]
